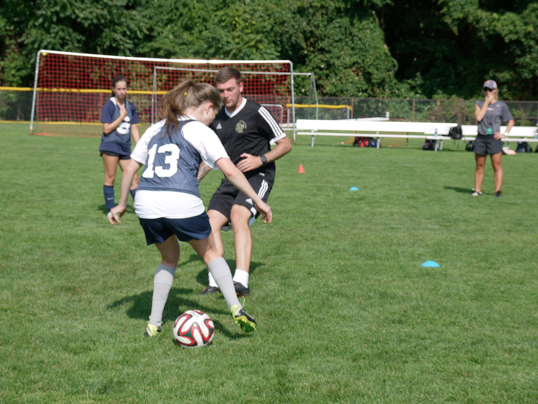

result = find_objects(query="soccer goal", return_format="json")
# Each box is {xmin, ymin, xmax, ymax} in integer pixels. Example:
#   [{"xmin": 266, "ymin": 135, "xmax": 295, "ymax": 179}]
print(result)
[{"xmin": 30, "ymin": 50, "xmax": 294, "ymax": 137}]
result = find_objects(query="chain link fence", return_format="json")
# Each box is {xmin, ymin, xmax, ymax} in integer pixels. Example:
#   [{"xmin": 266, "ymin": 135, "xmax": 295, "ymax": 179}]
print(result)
[{"xmin": 2, "ymin": 89, "xmax": 537, "ymax": 128}]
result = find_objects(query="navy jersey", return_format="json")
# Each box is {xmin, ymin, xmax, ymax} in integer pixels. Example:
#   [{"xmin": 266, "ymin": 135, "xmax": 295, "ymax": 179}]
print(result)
[
  {"xmin": 137, "ymin": 120, "xmax": 202, "ymax": 198},
  {"xmin": 99, "ymin": 98, "xmax": 139, "ymax": 154}
]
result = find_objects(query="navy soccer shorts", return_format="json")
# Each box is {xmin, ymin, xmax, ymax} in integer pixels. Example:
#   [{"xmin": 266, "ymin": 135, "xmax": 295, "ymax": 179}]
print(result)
[{"xmin": 139, "ymin": 212, "xmax": 212, "ymax": 245}]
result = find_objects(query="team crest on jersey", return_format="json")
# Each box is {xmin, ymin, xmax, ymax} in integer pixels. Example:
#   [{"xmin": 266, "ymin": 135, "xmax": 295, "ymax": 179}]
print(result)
[{"xmin": 236, "ymin": 120, "xmax": 247, "ymax": 134}]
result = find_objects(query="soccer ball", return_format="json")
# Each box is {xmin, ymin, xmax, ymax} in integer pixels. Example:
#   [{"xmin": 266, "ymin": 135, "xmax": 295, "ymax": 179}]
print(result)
[{"xmin": 173, "ymin": 310, "xmax": 215, "ymax": 348}]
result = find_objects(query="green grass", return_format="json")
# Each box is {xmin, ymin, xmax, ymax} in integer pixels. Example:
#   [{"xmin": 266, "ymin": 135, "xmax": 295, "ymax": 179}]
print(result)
[{"xmin": 1, "ymin": 123, "xmax": 537, "ymax": 403}]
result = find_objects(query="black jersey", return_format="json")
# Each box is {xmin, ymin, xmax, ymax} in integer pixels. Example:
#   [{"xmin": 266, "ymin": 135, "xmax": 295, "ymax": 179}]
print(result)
[{"xmin": 210, "ymin": 99, "xmax": 286, "ymax": 181}]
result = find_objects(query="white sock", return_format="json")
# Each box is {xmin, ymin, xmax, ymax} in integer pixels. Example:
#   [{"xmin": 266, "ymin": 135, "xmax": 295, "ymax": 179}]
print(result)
[
  {"xmin": 208, "ymin": 272, "xmax": 218, "ymax": 287},
  {"xmin": 149, "ymin": 264, "xmax": 176, "ymax": 328},
  {"xmin": 233, "ymin": 269, "xmax": 249, "ymax": 288}
]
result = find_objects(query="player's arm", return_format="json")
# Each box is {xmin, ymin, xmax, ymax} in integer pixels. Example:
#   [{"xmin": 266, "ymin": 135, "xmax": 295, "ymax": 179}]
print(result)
[
  {"xmin": 475, "ymin": 96, "xmax": 493, "ymax": 122},
  {"xmin": 131, "ymin": 124, "xmax": 140, "ymax": 144},
  {"xmin": 103, "ymin": 104, "xmax": 128, "ymax": 135},
  {"xmin": 237, "ymin": 136, "xmax": 292, "ymax": 173},
  {"xmin": 237, "ymin": 106, "xmax": 292, "ymax": 173},
  {"xmin": 495, "ymin": 118, "xmax": 515, "ymax": 140},
  {"xmin": 216, "ymin": 158, "xmax": 272, "ymax": 223},
  {"xmin": 197, "ymin": 161, "xmax": 212, "ymax": 182},
  {"xmin": 130, "ymin": 104, "xmax": 141, "ymax": 143}
]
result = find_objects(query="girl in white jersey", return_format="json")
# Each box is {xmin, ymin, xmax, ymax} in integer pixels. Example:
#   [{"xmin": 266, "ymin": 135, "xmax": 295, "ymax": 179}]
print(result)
[{"xmin": 108, "ymin": 81, "xmax": 272, "ymax": 337}]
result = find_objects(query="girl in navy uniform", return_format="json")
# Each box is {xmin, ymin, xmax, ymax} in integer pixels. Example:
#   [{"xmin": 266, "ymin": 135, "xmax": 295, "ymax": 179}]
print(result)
[
  {"xmin": 473, "ymin": 80, "xmax": 515, "ymax": 197},
  {"xmin": 108, "ymin": 81, "xmax": 271, "ymax": 336},
  {"xmin": 100, "ymin": 75, "xmax": 140, "ymax": 213}
]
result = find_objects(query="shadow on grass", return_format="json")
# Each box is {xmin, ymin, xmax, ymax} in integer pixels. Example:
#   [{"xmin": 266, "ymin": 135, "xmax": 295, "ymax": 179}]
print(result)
[
  {"xmin": 107, "ymin": 288, "xmax": 251, "ymax": 340},
  {"xmin": 97, "ymin": 203, "xmax": 135, "ymax": 214},
  {"xmin": 444, "ymin": 186, "xmax": 473, "ymax": 194}
]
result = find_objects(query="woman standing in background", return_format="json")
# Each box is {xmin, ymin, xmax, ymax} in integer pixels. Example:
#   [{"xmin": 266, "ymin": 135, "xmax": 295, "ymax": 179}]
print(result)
[
  {"xmin": 100, "ymin": 75, "xmax": 140, "ymax": 213},
  {"xmin": 473, "ymin": 80, "xmax": 514, "ymax": 198}
]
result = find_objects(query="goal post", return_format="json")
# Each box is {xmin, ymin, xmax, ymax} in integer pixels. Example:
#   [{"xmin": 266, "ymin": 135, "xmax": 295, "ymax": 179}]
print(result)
[{"xmin": 30, "ymin": 50, "xmax": 294, "ymax": 137}]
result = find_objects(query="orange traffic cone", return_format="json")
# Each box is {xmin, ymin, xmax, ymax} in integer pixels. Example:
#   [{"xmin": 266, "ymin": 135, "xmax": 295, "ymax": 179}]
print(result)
[{"xmin": 298, "ymin": 164, "xmax": 305, "ymax": 173}]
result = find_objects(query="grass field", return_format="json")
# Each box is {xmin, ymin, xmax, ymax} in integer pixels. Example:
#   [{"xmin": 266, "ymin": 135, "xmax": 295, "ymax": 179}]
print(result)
[{"xmin": 1, "ymin": 123, "xmax": 537, "ymax": 403}]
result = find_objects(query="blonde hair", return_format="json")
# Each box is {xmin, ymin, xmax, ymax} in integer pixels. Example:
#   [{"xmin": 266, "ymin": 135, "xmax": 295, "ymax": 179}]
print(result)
[{"xmin": 159, "ymin": 80, "xmax": 222, "ymax": 136}]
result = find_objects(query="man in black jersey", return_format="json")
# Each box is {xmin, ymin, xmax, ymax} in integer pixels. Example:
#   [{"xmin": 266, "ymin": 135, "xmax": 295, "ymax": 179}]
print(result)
[{"xmin": 197, "ymin": 67, "xmax": 292, "ymax": 296}]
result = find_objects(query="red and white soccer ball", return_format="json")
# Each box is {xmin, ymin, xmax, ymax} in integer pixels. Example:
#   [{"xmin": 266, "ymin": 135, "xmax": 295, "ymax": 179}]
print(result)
[{"xmin": 173, "ymin": 310, "xmax": 215, "ymax": 348}]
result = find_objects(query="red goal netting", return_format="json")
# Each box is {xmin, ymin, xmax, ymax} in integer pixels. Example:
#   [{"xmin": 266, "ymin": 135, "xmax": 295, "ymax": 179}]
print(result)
[{"xmin": 31, "ymin": 50, "xmax": 294, "ymax": 137}]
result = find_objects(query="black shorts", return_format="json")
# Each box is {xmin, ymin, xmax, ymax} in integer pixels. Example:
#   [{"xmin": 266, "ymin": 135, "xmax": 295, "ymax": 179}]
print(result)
[
  {"xmin": 139, "ymin": 213, "xmax": 212, "ymax": 245},
  {"xmin": 474, "ymin": 135, "xmax": 503, "ymax": 155},
  {"xmin": 100, "ymin": 151, "xmax": 131, "ymax": 160},
  {"xmin": 208, "ymin": 173, "xmax": 273, "ymax": 221}
]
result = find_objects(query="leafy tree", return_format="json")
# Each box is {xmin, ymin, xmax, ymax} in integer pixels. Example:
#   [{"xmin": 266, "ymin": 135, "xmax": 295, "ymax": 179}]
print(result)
[
  {"xmin": 378, "ymin": 0, "xmax": 538, "ymax": 99},
  {"xmin": 0, "ymin": 0, "xmax": 148, "ymax": 86}
]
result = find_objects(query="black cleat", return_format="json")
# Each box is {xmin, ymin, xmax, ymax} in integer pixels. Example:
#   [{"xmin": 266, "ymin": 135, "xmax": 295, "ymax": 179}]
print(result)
[
  {"xmin": 197, "ymin": 285, "xmax": 219, "ymax": 295},
  {"xmin": 494, "ymin": 190, "xmax": 502, "ymax": 198},
  {"xmin": 234, "ymin": 282, "xmax": 250, "ymax": 297}
]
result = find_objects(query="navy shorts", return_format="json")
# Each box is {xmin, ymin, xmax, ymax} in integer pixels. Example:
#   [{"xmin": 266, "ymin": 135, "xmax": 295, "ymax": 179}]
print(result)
[
  {"xmin": 474, "ymin": 135, "xmax": 503, "ymax": 155},
  {"xmin": 139, "ymin": 212, "xmax": 212, "ymax": 245},
  {"xmin": 208, "ymin": 173, "xmax": 273, "ymax": 221},
  {"xmin": 100, "ymin": 151, "xmax": 131, "ymax": 160}
]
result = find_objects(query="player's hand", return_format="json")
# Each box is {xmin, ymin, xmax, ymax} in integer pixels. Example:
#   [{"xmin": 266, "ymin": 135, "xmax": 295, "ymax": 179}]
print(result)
[
  {"xmin": 493, "ymin": 132, "xmax": 504, "ymax": 140},
  {"xmin": 255, "ymin": 201, "xmax": 272, "ymax": 224},
  {"xmin": 237, "ymin": 153, "xmax": 263, "ymax": 173},
  {"xmin": 119, "ymin": 104, "xmax": 128, "ymax": 119},
  {"xmin": 108, "ymin": 205, "xmax": 126, "ymax": 225}
]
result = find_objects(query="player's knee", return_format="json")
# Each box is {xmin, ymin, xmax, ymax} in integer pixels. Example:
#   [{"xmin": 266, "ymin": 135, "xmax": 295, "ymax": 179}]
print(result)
[
  {"xmin": 230, "ymin": 212, "xmax": 250, "ymax": 229},
  {"xmin": 105, "ymin": 173, "xmax": 116, "ymax": 183}
]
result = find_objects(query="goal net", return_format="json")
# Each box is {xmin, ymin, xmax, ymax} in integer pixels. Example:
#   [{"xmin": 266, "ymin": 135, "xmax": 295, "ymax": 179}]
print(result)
[{"xmin": 30, "ymin": 50, "xmax": 294, "ymax": 137}]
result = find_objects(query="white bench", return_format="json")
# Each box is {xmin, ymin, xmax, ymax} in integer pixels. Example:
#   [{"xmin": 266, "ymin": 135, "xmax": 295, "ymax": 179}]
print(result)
[
  {"xmin": 296, "ymin": 119, "xmax": 455, "ymax": 151},
  {"xmin": 460, "ymin": 125, "xmax": 538, "ymax": 147},
  {"xmin": 296, "ymin": 119, "xmax": 538, "ymax": 151}
]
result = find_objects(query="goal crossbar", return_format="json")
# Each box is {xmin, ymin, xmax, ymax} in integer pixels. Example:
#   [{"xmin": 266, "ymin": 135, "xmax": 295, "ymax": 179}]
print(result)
[{"xmin": 30, "ymin": 49, "xmax": 294, "ymax": 137}]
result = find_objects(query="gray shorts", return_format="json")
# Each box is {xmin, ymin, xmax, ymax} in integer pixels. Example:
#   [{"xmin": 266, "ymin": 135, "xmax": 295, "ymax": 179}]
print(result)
[{"xmin": 474, "ymin": 135, "xmax": 503, "ymax": 155}]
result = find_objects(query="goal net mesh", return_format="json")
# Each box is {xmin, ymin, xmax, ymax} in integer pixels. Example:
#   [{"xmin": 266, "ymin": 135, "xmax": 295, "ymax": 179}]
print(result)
[{"xmin": 31, "ymin": 51, "xmax": 293, "ymax": 137}]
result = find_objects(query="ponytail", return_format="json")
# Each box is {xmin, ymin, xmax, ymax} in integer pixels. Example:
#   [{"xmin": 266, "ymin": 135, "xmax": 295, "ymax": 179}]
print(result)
[
  {"xmin": 111, "ymin": 75, "xmax": 127, "ymax": 97},
  {"xmin": 159, "ymin": 80, "xmax": 222, "ymax": 137}
]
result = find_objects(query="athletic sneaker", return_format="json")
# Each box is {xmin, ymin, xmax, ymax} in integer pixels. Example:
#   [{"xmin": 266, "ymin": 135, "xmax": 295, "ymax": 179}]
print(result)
[
  {"xmin": 144, "ymin": 323, "xmax": 161, "ymax": 338},
  {"xmin": 471, "ymin": 191, "xmax": 483, "ymax": 196},
  {"xmin": 234, "ymin": 281, "xmax": 250, "ymax": 297},
  {"xmin": 494, "ymin": 191, "xmax": 502, "ymax": 198},
  {"xmin": 231, "ymin": 305, "xmax": 257, "ymax": 333},
  {"xmin": 197, "ymin": 285, "xmax": 219, "ymax": 295}
]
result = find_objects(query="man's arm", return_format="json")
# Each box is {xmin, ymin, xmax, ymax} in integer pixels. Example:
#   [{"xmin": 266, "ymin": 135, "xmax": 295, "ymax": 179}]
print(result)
[
  {"xmin": 236, "ymin": 136, "xmax": 292, "ymax": 173},
  {"xmin": 197, "ymin": 161, "xmax": 213, "ymax": 182}
]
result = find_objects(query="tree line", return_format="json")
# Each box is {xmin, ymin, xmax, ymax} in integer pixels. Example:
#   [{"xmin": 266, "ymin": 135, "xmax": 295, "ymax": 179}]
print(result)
[{"xmin": 1, "ymin": 0, "xmax": 537, "ymax": 100}]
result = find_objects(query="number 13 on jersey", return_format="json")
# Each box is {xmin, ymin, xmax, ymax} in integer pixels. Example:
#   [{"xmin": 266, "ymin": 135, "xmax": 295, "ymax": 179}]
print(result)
[{"xmin": 143, "ymin": 144, "xmax": 181, "ymax": 178}]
